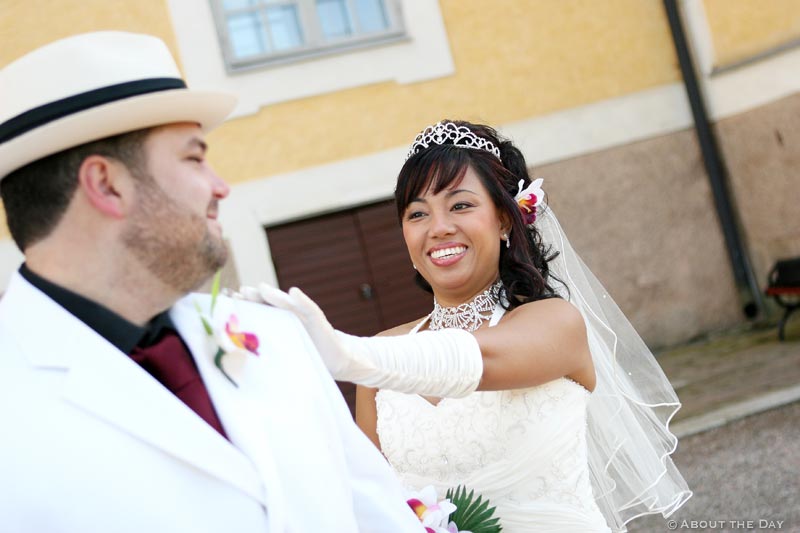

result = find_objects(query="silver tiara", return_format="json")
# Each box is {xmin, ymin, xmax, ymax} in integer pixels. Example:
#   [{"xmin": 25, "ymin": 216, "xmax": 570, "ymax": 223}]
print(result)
[{"xmin": 405, "ymin": 121, "xmax": 502, "ymax": 161}]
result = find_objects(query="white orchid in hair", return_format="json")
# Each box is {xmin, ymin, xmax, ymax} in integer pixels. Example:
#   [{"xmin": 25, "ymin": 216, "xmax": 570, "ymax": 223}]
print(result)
[{"xmin": 514, "ymin": 178, "xmax": 544, "ymax": 226}]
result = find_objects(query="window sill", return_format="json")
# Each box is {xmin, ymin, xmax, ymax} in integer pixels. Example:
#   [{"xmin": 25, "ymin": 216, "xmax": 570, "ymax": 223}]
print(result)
[{"xmin": 225, "ymin": 32, "xmax": 409, "ymax": 74}]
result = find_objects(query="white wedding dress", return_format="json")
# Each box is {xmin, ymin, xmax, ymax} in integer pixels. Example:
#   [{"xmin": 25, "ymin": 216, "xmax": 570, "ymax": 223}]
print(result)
[{"xmin": 376, "ymin": 306, "xmax": 612, "ymax": 532}]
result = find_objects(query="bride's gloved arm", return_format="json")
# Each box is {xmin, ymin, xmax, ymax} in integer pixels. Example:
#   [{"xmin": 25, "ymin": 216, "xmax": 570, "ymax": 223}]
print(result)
[{"xmin": 248, "ymin": 284, "xmax": 482, "ymax": 398}]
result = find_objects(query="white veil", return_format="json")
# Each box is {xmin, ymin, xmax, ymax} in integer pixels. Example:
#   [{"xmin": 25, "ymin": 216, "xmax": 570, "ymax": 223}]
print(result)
[{"xmin": 535, "ymin": 205, "xmax": 692, "ymax": 531}]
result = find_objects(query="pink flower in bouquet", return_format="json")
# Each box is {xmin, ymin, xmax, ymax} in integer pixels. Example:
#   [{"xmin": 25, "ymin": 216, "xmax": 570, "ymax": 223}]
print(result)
[{"xmin": 406, "ymin": 486, "xmax": 457, "ymax": 531}]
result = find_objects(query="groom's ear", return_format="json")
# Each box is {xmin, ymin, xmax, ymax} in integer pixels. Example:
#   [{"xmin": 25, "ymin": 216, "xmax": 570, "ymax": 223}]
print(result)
[{"xmin": 76, "ymin": 155, "xmax": 135, "ymax": 219}]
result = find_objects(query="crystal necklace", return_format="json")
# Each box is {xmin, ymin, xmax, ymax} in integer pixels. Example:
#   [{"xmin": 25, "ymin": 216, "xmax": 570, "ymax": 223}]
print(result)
[{"xmin": 428, "ymin": 281, "xmax": 502, "ymax": 332}]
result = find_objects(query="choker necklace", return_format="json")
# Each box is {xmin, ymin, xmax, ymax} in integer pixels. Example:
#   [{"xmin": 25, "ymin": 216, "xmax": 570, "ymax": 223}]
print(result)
[{"xmin": 429, "ymin": 282, "xmax": 502, "ymax": 332}]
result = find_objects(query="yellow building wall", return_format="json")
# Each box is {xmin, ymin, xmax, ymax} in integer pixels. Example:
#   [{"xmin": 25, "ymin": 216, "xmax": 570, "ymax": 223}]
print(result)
[
  {"xmin": 704, "ymin": 0, "xmax": 800, "ymax": 68},
  {"xmin": 210, "ymin": 0, "xmax": 680, "ymax": 182},
  {"xmin": 5, "ymin": 0, "xmax": 798, "ymax": 241},
  {"xmin": 0, "ymin": 0, "xmax": 682, "ymax": 240},
  {"xmin": 1, "ymin": 0, "xmax": 180, "ymax": 64},
  {"xmin": 0, "ymin": 0, "xmax": 681, "ymax": 185}
]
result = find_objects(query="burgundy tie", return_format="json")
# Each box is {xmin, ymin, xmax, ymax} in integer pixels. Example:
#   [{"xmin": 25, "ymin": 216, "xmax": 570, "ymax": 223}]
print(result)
[{"xmin": 130, "ymin": 330, "xmax": 228, "ymax": 439}]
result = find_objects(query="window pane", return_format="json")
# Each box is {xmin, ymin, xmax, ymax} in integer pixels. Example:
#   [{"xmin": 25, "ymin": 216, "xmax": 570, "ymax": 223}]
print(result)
[
  {"xmin": 316, "ymin": 0, "xmax": 352, "ymax": 40},
  {"xmin": 217, "ymin": 0, "xmax": 402, "ymax": 67},
  {"xmin": 223, "ymin": 0, "xmax": 258, "ymax": 10},
  {"xmin": 354, "ymin": 0, "xmax": 388, "ymax": 33},
  {"xmin": 227, "ymin": 12, "xmax": 270, "ymax": 58},
  {"xmin": 266, "ymin": 5, "xmax": 303, "ymax": 50}
]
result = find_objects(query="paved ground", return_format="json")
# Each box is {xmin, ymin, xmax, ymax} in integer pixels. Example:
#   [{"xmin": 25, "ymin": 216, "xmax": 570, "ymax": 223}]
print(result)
[
  {"xmin": 627, "ymin": 402, "xmax": 800, "ymax": 533},
  {"xmin": 624, "ymin": 318, "xmax": 800, "ymax": 533},
  {"xmin": 656, "ymin": 322, "xmax": 800, "ymax": 428}
]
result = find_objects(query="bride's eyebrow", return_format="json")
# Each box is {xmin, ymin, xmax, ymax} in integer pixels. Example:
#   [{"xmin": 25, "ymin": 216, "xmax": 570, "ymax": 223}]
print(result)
[
  {"xmin": 446, "ymin": 189, "xmax": 478, "ymax": 197},
  {"xmin": 407, "ymin": 189, "xmax": 477, "ymax": 205}
]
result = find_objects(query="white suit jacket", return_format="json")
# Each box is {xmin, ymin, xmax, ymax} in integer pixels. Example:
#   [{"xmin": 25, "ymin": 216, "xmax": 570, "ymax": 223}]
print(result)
[{"xmin": 0, "ymin": 273, "xmax": 423, "ymax": 533}]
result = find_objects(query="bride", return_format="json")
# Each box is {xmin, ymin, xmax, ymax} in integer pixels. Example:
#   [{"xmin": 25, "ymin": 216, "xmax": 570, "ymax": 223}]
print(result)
[{"xmin": 256, "ymin": 120, "xmax": 691, "ymax": 532}]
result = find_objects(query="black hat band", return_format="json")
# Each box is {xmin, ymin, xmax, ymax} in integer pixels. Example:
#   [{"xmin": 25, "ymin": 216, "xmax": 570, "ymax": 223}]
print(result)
[{"xmin": 0, "ymin": 77, "xmax": 187, "ymax": 144}]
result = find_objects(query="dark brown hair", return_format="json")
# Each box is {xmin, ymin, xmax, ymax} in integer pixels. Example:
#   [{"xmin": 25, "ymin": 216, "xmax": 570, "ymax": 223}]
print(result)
[{"xmin": 1, "ymin": 129, "xmax": 151, "ymax": 251}]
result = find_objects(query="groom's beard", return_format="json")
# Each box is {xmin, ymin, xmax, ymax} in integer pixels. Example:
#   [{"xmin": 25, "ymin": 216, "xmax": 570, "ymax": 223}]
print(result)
[{"xmin": 122, "ymin": 176, "xmax": 228, "ymax": 294}]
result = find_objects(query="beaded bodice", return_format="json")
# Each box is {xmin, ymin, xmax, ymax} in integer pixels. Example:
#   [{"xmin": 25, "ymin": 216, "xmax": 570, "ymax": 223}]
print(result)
[
  {"xmin": 377, "ymin": 379, "xmax": 594, "ymax": 500},
  {"xmin": 375, "ymin": 307, "xmax": 611, "ymax": 532}
]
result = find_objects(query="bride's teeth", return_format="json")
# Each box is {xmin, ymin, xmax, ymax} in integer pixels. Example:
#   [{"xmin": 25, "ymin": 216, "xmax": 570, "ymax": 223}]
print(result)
[{"xmin": 431, "ymin": 246, "xmax": 465, "ymax": 259}]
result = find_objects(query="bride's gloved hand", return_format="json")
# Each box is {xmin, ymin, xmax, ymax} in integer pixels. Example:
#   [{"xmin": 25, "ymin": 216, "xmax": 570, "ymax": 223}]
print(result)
[{"xmin": 238, "ymin": 284, "xmax": 483, "ymax": 398}]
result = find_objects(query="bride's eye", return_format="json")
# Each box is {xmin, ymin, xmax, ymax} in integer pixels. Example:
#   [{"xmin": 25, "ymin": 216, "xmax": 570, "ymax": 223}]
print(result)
[
  {"xmin": 406, "ymin": 210, "xmax": 426, "ymax": 220},
  {"xmin": 452, "ymin": 202, "xmax": 473, "ymax": 211}
]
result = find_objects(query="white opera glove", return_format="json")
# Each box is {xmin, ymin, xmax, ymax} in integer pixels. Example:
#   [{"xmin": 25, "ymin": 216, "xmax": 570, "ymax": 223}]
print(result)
[{"xmin": 250, "ymin": 284, "xmax": 483, "ymax": 398}]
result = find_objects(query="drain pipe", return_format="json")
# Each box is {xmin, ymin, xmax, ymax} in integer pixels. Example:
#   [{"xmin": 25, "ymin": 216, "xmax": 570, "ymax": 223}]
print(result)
[{"xmin": 662, "ymin": 0, "xmax": 765, "ymax": 319}]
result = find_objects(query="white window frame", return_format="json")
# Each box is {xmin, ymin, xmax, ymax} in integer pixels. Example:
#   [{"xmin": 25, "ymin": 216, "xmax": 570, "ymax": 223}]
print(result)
[
  {"xmin": 167, "ymin": 0, "xmax": 454, "ymax": 118},
  {"xmin": 211, "ymin": 0, "xmax": 406, "ymax": 72}
]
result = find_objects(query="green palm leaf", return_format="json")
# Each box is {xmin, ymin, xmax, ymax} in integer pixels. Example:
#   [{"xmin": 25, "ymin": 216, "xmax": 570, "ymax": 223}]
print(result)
[{"xmin": 445, "ymin": 485, "xmax": 503, "ymax": 533}]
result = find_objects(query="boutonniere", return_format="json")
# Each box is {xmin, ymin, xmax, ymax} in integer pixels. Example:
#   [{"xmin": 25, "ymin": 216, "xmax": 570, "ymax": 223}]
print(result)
[
  {"xmin": 195, "ymin": 272, "xmax": 260, "ymax": 386},
  {"xmin": 514, "ymin": 177, "xmax": 544, "ymax": 226}
]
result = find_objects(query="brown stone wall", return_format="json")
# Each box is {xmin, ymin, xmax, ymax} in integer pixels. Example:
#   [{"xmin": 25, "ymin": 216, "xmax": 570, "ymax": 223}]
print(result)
[
  {"xmin": 715, "ymin": 92, "xmax": 800, "ymax": 288},
  {"xmin": 533, "ymin": 92, "xmax": 800, "ymax": 347},
  {"xmin": 535, "ymin": 129, "xmax": 743, "ymax": 348}
]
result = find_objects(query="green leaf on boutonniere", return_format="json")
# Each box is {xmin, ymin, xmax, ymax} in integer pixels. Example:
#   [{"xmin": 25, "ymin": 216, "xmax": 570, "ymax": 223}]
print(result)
[
  {"xmin": 445, "ymin": 485, "xmax": 503, "ymax": 533},
  {"xmin": 214, "ymin": 346, "xmax": 236, "ymax": 386},
  {"xmin": 210, "ymin": 270, "xmax": 222, "ymax": 313},
  {"xmin": 194, "ymin": 300, "xmax": 214, "ymax": 336}
]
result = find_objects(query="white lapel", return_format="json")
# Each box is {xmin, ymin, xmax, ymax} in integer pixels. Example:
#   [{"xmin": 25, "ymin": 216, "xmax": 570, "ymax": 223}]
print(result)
[
  {"xmin": 2, "ymin": 274, "xmax": 267, "ymax": 508},
  {"xmin": 171, "ymin": 294, "xmax": 288, "ymax": 531}
]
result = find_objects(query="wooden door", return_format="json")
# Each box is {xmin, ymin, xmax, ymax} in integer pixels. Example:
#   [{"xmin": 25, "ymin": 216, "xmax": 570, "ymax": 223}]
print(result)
[{"xmin": 266, "ymin": 200, "xmax": 433, "ymax": 415}]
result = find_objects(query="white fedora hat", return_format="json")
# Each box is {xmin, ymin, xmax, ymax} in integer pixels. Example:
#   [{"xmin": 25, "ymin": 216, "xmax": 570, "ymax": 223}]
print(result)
[{"xmin": 0, "ymin": 31, "xmax": 237, "ymax": 181}]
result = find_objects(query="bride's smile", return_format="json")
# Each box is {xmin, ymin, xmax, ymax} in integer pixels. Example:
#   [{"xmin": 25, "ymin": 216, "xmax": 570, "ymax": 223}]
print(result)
[{"xmin": 428, "ymin": 243, "xmax": 467, "ymax": 264}]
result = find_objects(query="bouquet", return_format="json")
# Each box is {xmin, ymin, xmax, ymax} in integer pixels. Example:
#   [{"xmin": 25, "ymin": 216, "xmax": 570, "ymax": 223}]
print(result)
[{"xmin": 407, "ymin": 485, "xmax": 502, "ymax": 533}]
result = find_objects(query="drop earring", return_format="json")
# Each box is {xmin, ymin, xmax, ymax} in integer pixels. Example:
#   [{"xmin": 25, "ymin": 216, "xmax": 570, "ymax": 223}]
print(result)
[{"xmin": 503, "ymin": 232, "xmax": 511, "ymax": 249}]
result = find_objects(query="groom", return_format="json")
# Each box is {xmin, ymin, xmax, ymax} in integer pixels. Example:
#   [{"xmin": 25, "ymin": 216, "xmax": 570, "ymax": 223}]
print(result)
[{"xmin": 0, "ymin": 31, "xmax": 424, "ymax": 532}]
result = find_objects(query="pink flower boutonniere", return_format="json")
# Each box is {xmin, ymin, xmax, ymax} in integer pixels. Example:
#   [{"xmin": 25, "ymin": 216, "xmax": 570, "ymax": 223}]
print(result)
[
  {"xmin": 224, "ymin": 314, "xmax": 260, "ymax": 356},
  {"xmin": 195, "ymin": 272, "xmax": 260, "ymax": 386}
]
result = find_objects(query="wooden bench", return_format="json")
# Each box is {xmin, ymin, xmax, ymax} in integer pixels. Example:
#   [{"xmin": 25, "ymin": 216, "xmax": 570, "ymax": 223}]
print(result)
[{"xmin": 766, "ymin": 257, "xmax": 800, "ymax": 341}]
